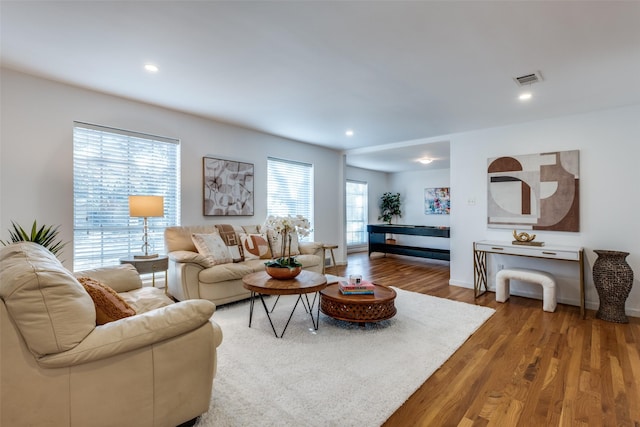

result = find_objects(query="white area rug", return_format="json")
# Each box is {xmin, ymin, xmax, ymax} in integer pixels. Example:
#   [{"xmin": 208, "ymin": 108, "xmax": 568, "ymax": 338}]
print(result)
[{"xmin": 196, "ymin": 288, "xmax": 494, "ymax": 427}]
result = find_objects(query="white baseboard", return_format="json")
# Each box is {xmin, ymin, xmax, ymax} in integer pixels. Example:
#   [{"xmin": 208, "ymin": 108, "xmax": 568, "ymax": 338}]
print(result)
[{"xmin": 448, "ymin": 279, "xmax": 640, "ymax": 318}]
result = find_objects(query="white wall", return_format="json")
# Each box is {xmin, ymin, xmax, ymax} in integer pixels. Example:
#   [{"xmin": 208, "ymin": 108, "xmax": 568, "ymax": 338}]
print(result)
[
  {"xmin": 388, "ymin": 169, "xmax": 451, "ymax": 250},
  {"xmin": 355, "ymin": 104, "xmax": 640, "ymax": 317},
  {"xmin": 0, "ymin": 69, "xmax": 344, "ymax": 270},
  {"xmin": 344, "ymin": 166, "xmax": 451, "ymax": 252},
  {"xmin": 3, "ymin": 68, "xmax": 638, "ymax": 317},
  {"xmin": 449, "ymin": 103, "xmax": 640, "ymax": 316},
  {"xmin": 345, "ymin": 165, "xmax": 389, "ymax": 225},
  {"xmin": 344, "ymin": 165, "xmax": 389, "ymax": 254}
]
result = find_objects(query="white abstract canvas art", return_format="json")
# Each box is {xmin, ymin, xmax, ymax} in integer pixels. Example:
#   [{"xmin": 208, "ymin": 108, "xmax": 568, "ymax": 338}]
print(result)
[
  {"xmin": 203, "ymin": 157, "xmax": 254, "ymax": 216},
  {"xmin": 487, "ymin": 150, "xmax": 579, "ymax": 231}
]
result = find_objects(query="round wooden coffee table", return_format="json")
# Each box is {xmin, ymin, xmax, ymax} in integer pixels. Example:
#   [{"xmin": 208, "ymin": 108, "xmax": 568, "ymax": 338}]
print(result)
[
  {"xmin": 320, "ymin": 283, "xmax": 397, "ymax": 323},
  {"xmin": 242, "ymin": 270, "xmax": 327, "ymax": 338}
]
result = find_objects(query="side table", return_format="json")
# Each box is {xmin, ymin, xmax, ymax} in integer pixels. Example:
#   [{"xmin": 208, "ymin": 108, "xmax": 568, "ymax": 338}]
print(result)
[
  {"xmin": 322, "ymin": 244, "xmax": 338, "ymax": 273},
  {"xmin": 120, "ymin": 256, "xmax": 169, "ymax": 293}
]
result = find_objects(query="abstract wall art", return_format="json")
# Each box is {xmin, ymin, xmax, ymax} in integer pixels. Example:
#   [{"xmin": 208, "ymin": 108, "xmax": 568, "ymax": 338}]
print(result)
[
  {"xmin": 487, "ymin": 150, "xmax": 579, "ymax": 231},
  {"xmin": 425, "ymin": 187, "xmax": 450, "ymax": 215},
  {"xmin": 203, "ymin": 157, "xmax": 254, "ymax": 216}
]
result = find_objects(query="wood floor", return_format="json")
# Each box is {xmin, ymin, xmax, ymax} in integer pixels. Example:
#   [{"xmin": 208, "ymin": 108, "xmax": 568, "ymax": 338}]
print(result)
[{"xmin": 330, "ymin": 252, "xmax": 640, "ymax": 427}]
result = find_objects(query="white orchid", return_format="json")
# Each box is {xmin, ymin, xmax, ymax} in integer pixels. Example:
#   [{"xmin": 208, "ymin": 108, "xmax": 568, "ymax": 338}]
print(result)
[
  {"xmin": 264, "ymin": 215, "xmax": 311, "ymax": 237},
  {"xmin": 263, "ymin": 215, "xmax": 312, "ymax": 268}
]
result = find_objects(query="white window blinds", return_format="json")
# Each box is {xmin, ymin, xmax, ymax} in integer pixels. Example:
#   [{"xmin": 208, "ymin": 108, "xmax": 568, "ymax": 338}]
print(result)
[
  {"xmin": 73, "ymin": 122, "xmax": 180, "ymax": 271},
  {"xmin": 267, "ymin": 157, "xmax": 314, "ymax": 241},
  {"xmin": 346, "ymin": 180, "xmax": 368, "ymax": 246}
]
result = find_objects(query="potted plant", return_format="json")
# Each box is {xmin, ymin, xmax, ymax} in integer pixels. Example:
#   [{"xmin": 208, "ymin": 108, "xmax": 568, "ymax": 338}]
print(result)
[
  {"xmin": 378, "ymin": 192, "xmax": 402, "ymax": 244},
  {"xmin": 378, "ymin": 192, "xmax": 402, "ymax": 225},
  {"xmin": 263, "ymin": 215, "xmax": 311, "ymax": 279},
  {"xmin": 0, "ymin": 220, "xmax": 67, "ymax": 257}
]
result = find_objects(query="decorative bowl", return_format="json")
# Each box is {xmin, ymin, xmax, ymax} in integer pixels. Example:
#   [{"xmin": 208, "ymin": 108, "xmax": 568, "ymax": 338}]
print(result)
[{"xmin": 265, "ymin": 265, "xmax": 302, "ymax": 280}]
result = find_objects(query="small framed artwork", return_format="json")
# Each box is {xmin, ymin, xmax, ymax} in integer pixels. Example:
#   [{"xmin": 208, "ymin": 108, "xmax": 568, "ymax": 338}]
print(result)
[
  {"xmin": 203, "ymin": 157, "xmax": 254, "ymax": 216},
  {"xmin": 425, "ymin": 187, "xmax": 450, "ymax": 215}
]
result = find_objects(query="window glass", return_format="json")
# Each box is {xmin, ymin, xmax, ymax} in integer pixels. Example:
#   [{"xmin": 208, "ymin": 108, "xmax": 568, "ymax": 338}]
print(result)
[
  {"xmin": 346, "ymin": 180, "xmax": 368, "ymax": 246},
  {"xmin": 73, "ymin": 122, "xmax": 180, "ymax": 270},
  {"xmin": 267, "ymin": 157, "xmax": 314, "ymax": 241}
]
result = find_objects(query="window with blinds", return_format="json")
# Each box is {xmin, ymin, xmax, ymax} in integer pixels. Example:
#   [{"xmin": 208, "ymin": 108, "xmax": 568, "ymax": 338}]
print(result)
[
  {"xmin": 346, "ymin": 180, "xmax": 368, "ymax": 246},
  {"xmin": 267, "ymin": 157, "xmax": 314, "ymax": 241},
  {"xmin": 73, "ymin": 122, "xmax": 180, "ymax": 271}
]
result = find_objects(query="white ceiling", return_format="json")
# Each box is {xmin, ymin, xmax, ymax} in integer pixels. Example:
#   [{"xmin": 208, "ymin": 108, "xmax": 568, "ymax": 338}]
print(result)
[
  {"xmin": 346, "ymin": 139, "xmax": 450, "ymax": 172},
  {"xmin": 2, "ymin": 1, "xmax": 639, "ymax": 172}
]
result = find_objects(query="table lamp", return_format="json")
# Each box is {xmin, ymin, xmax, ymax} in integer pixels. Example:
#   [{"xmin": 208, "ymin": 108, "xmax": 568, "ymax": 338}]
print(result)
[{"xmin": 129, "ymin": 195, "xmax": 164, "ymax": 259}]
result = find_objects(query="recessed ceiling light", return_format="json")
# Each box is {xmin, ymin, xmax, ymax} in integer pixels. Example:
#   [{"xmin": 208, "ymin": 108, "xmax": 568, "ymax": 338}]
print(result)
[
  {"xmin": 418, "ymin": 158, "xmax": 433, "ymax": 164},
  {"xmin": 345, "ymin": 129, "xmax": 354, "ymax": 137},
  {"xmin": 519, "ymin": 92, "xmax": 532, "ymax": 101},
  {"xmin": 144, "ymin": 64, "xmax": 159, "ymax": 73}
]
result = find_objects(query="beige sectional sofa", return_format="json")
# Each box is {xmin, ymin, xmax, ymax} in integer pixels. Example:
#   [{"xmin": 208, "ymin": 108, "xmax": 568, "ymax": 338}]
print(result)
[
  {"xmin": 0, "ymin": 242, "xmax": 222, "ymax": 427},
  {"xmin": 165, "ymin": 224, "xmax": 324, "ymax": 305}
]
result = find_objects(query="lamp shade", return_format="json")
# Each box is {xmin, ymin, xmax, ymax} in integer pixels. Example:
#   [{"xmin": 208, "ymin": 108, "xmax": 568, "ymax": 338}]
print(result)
[{"xmin": 129, "ymin": 195, "xmax": 164, "ymax": 217}]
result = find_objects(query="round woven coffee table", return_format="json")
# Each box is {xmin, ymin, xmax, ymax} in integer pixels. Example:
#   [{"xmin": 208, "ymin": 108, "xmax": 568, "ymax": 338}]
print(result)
[{"xmin": 320, "ymin": 283, "xmax": 397, "ymax": 323}]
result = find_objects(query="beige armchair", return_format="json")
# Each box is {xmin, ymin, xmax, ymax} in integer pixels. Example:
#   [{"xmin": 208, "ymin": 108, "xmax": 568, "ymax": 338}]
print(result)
[{"xmin": 0, "ymin": 242, "xmax": 223, "ymax": 427}]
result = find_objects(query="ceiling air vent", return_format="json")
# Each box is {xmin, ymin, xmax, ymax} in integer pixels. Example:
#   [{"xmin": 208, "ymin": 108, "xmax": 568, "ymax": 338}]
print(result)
[{"xmin": 513, "ymin": 71, "xmax": 543, "ymax": 87}]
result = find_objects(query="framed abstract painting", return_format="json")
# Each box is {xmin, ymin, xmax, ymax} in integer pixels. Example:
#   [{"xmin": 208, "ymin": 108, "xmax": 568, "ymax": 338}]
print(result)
[
  {"xmin": 487, "ymin": 150, "xmax": 579, "ymax": 231},
  {"xmin": 203, "ymin": 157, "xmax": 254, "ymax": 216},
  {"xmin": 425, "ymin": 187, "xmax": 450, "ymax": 215}
]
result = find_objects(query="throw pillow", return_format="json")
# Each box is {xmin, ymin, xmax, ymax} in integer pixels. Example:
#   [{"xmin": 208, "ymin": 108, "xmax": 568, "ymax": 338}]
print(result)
[
  {"xmin": 266, "ymin": 229, "xmax": 300, "ymax": 258},
  {"xmin": 191, "ymin": 232, "xmax": 233, "ymax": 267},
  {"xmin": 214, "ymin": 224, "xmax": 244, "ymax": 262},
  {"xmin": 77, "ymin": 277, "xmax": 136, "ymax": 325},
  {"xmin": 239, "ymin": 233, "xmax": 272, "ymax": 260}
]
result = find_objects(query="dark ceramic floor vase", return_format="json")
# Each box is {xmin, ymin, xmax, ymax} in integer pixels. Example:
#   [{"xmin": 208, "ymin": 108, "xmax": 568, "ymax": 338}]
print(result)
[{"xmin": 592, "ymin": 250, "xmax": 633, "ymax": 323}]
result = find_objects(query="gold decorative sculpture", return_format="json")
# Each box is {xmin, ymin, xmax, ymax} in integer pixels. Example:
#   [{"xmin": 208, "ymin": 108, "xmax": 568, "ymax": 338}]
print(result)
[{"xmin": 512, "ymin": 230, "xmax": 544, "ymax": 246}]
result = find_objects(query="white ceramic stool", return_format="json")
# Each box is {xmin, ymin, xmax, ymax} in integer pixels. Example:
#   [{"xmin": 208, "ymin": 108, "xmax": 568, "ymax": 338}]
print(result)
[{"xmin": 496, "ymin": 268, "xmax": 557, "ymax": 312}]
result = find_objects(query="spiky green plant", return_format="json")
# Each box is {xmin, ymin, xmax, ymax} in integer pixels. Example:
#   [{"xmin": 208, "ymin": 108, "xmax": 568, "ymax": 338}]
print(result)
[{"xmin": 1, "ymin": 220, "xmax": 67, "ymax": 256}]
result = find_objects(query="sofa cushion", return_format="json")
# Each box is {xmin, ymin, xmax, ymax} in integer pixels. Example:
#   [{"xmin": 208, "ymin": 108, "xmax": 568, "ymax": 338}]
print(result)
[
  {"xmin": 119, "ymin": 287, "xmax": 175, "ymax": 314},
  {"xmin": 192, "ymin": 233, "xmax": 232, "ymax": 267},
  {"xmin": 74, "ymin": 264, "xmax": 143, "ymax": 293},
  {"xmin": 77, "ymin": 277, "xmax": 136, "ymax": 325},
  {"xmin": 242, "ymin": 225, "xmax": 261, "ymax": 234},
  {"xmin": 198, "ymin": 261, "xmax": 258, "ymax": 284},
  {"xmin": 0, "ymin": 242, "xmax": 96, "ymax": 357},
  {"xmin": 239, "ymin": 233, "xmax": 272, "ymax": 260},
  {"xmin": 165, "ymin": 224, "xmax": 218, "ymax": 252},
  {"xmin": 291, "ymin": 254, "xmax": 322, "ymax": 269}
]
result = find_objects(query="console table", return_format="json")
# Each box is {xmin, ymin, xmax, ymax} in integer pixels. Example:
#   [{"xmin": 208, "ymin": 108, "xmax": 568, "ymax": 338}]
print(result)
[
  {"xmin": 367, "ymin": 224, "xmax": 450, "ymax": 261},
  {"xmin": 473, "ymin": 240, "xmax": 585, "ymax": 318}
]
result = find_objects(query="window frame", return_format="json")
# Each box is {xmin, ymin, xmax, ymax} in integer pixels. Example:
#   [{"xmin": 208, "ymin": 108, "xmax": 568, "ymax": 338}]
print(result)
[
  {"xmin": 72, "ymin": 122, "xmax": 180, "ymax": 271},
  {"xmin": 345, "ymin": 179, "xmax": 368, "ymax": 247},
  {"xmin": 266, "ymin": 157, "xmax": 314, "ymax": 241}
]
